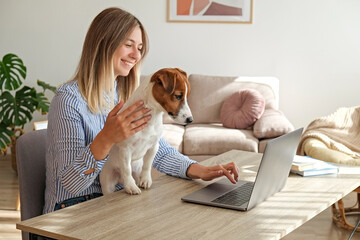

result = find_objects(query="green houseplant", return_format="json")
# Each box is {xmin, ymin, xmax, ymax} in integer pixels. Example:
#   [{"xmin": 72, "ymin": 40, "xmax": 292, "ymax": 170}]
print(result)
[{"xmin": 0, "ymin": 53, "xmax": 56, "ymax": 172}]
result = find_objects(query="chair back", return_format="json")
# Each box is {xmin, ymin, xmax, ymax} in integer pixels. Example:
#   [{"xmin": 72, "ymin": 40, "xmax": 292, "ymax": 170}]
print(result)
[{"xmin": 16, "ymin": 129, "xmax": 47, "ymax": 240}]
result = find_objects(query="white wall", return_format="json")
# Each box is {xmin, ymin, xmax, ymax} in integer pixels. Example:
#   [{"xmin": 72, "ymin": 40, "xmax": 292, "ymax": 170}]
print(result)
[{"xmin": 1, "ymin": 0, "xmax": 359, "ymax": 132}]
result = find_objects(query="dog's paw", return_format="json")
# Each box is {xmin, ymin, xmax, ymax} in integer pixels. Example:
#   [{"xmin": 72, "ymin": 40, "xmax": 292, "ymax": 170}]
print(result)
[
  {"xmin": 124, "ymin": 179, "xmax": 142, "ymax": 195},
  {"xmin": 138, "ymin": 174, "xmax": 152, "ymax": 189}
]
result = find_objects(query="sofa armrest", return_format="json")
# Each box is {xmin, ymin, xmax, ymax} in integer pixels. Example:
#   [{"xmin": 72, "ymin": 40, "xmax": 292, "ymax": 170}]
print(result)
[{"xmin": 253, "ymin": 108, "xmax": 294, "ymax": 139}]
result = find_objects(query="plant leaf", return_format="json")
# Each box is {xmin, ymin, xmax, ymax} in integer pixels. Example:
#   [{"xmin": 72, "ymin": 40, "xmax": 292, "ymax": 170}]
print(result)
[
  {"xmin": 0, "ymin": 122, "xmax": 13, "ymax": 152},
  {"xmin": 0, "ymin": 91, "xmax": 15, "ymax": 126},
  {"xmin": 0, "ymin": 53, "xmax": 27, "ymax": 91},
  {"xmin": 37, "ymin": 79, "xmax": 57, "ymax": 94},
  {"xmin": 0, "ymin": 86, "xmax": 37, "ymax": 126},
  {"xmin": 36, "ymin": 92, "xmax": 50, "ymax": 114}
]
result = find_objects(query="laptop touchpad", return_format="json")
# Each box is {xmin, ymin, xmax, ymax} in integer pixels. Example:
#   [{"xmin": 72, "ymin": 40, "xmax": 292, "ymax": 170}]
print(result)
[{"xmin": 185, "ymin": 179, "xmax": 248, "ymax": 201}]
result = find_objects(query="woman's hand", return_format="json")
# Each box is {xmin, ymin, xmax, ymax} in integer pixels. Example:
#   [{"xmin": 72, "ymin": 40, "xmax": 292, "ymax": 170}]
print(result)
[
  {"xmin": 186, "ymin": 162, "xmax": 239, "ymax": 184},
  {"xmin": 90, "ymin": 100, "xmax": 151, "ymax": 160}
]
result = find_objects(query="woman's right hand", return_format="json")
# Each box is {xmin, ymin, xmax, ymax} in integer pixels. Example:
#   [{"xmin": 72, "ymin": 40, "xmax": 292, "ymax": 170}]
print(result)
[{"xmin": 90, "ymin": 100, "xmax": 152, "ymax": 160}]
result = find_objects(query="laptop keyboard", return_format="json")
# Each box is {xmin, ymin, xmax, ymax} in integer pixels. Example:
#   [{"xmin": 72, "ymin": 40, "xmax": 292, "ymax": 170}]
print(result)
[{"xmin": 211, "ymin": 182, "xmax": 254, "ymax": 206}]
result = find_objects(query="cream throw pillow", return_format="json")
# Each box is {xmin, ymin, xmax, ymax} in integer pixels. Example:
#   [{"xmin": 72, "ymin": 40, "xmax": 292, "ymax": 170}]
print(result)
[{"xmin": 253, "ymin": 108, "xmax": 294, "ymax": 138}]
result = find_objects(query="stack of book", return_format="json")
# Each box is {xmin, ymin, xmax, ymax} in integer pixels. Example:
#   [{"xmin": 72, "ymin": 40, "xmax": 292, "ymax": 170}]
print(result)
[{"xmin": 291, "ymin": 155, "xmax": 338, "ymax": 177}]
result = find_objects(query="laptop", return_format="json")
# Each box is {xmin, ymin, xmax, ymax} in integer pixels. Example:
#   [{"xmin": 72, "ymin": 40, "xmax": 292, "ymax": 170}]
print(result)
[{"xmin": 181, "ymin": 128, "xmax": 303, "ymax": 211}]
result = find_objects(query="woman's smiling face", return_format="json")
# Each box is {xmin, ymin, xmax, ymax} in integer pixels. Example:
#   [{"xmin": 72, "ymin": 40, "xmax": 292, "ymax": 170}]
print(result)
[{"xmin": 113, "ymin": 26, "xmax": 143, "ymax": 77}]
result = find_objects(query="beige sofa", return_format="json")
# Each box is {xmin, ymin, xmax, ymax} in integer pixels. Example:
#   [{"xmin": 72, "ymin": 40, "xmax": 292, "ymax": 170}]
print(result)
[{"xmin": 158, "ymin": 74, "xmax": 294, "ymax": 162}]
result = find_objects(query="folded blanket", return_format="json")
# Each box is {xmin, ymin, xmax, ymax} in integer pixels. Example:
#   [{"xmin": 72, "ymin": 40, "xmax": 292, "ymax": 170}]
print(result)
[{"xmin": 297, "ymin": 106, "xmax": 360, "ymax": 164}]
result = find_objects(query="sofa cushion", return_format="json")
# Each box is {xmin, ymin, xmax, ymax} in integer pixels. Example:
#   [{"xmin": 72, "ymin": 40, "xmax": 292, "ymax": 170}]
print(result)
[
  {"xmin": 253, "ymin": 108, "xmax": 294, "ymax": 138},
  {"xmin": 188, "ymin": 75, "xmax": 278, "ymax": 124},
  {"xmin": 183, "ymin": 123, "xmax": 258, "ymax": 155},
  {"xmin": 258, "ymin": 139, "xmax": 272, "ymax": 153},
  {"xmin": 220, "ymin": 89, "xmax": 265, "ymax": 129},
  {"xmin": 162, "ymin": 124, "xmax": 185, "ymax": 152}
]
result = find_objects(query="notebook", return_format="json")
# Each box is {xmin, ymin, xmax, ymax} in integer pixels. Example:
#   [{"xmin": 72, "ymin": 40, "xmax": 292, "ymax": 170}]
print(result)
[{"xmin": 181, "ymin": 128, "xmax": 304, "ymax": 211}]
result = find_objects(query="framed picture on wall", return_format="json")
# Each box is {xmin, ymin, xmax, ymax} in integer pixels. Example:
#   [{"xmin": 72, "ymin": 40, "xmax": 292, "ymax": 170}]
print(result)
[{"xmin": 167, "ymin": 0, "xmax": 253, "ymax": 23}]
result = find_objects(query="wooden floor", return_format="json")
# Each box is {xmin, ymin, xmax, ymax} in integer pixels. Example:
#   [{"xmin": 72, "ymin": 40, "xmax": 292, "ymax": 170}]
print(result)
[
  {"xmin": 0, "ymin": 155, "xmax": 359, "ymax": 240},
  {"xmin": 0, "ymin": 155, "xmax": 21, "ymax": 240}
]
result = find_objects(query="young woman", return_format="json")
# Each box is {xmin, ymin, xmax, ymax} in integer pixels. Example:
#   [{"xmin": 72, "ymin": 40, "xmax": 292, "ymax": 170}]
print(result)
[{"xmin": 44, "ymin": 7, "xmax": 239, "ymax": 214}]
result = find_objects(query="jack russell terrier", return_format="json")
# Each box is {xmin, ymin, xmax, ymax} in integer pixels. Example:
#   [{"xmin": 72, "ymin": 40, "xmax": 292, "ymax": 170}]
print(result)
[{"xmin": 100, "ymin": 68, "xmax": 193, "ymax": 195}]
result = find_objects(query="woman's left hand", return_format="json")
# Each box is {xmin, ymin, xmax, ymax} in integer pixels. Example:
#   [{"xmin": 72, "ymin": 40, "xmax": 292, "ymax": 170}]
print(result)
[{"xmin": 186, "ymin": 162, "xmax": 239, "ymax": 184}]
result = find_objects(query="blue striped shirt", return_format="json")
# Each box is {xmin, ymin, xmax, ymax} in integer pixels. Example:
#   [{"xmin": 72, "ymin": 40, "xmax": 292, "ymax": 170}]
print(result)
[{"xmin": 43, "ymin": 81, "xmax": 197, "ymax": 214}]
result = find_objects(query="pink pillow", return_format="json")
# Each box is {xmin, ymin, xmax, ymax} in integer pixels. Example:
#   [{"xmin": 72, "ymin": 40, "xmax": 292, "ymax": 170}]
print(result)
[{"xmin": 221, "ymin": 89, "xmax": 265, "ymax": 129}]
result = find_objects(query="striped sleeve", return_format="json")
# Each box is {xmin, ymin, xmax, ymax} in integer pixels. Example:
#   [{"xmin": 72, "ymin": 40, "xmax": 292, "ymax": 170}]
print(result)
[
  {"xmin": 153, "ymin": 137, "xmax": 197, "ymax": 179},
  {"xmin": 50, "ymin": 89, "xmax": 106, "ymax": 195}
]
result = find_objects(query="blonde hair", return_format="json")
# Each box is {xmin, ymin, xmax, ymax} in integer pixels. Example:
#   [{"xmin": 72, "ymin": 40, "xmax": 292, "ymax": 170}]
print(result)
[{"xmin": 71, "ymin": 7, "xmax": 149, "ymax": 113}]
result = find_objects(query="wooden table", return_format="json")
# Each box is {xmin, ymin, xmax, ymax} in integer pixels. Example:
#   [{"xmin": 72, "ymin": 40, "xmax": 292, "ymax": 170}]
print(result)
[{"xmin": 17, "ymin": 150, "xmax": 360, "ymax": 240}]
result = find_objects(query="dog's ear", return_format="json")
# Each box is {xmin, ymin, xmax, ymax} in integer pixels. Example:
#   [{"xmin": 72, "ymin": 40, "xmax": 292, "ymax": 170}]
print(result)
[{"xmin": 151, "ymin": 69, "xmax": 176, "ymax": 94}]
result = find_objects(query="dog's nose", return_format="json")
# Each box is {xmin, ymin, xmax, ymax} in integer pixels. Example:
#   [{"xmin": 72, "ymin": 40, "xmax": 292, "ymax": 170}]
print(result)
[{"xmin": 186, "ymin": 117, "xmax": 193, "ymax": 124}]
